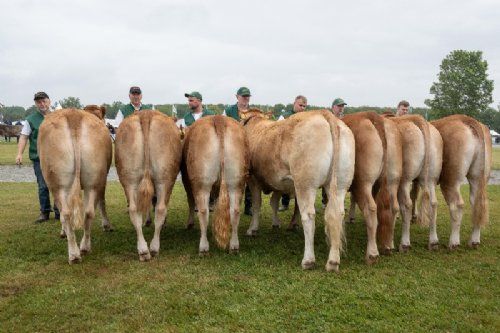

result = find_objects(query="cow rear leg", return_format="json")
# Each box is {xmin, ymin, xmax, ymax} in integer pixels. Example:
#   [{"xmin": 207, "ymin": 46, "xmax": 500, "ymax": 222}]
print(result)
[
  {"xmin": 295, "ymin": 187, "xmax": 317, "ymax": 270},
  {"xmin": 324, "ymin": 186, "xmax": 347, "ymax": 272},
  {"xmin": 98, "ymin": 189, "xmax": 113, "ymax": 232},
  {"xmin": 270, "ymin": 191, "xmax": 282, "ymax": 229},
  {"xmin": 80, "ymin": 190, "xmax": 97, "ymax": 255},
  {"xmin": 246, "ymin": 179, "xmax": 262, "ymax": 236},
  {"xmin": 58, "ymin": 192, "xmax": 81, "ymax": 264},
  {"xmin": 195, "ymin": 190, "xmax": 211, "ymax": 255},
  {"xmin": 467, "ymin": 178, "xmax": 482, "ymax": 248},
  {"xmin": 428, "ymin": 183, "xmax": 439, "ymax": 250},
  {"xmin": 229, "ymin": 186, "xmax": 243, "ymax": 252},
  {"xmin": 410, "ymin": 180, "xmax": 419, "ymax": 223},
  {"xmin": 149, "ymin": 184, "xmax": 170, "ymax": 257},
  {"xmin": 287, "ymin": 202, "xmax": 300, "ymax": 230},
  {"xmin": 127, "ymin": 189, "xmax": 150, "ymax": 261},
  {"xmin": 182, "ymin": 170, "xmax": 196, "ymax": 229},
  {"xmin": 398, "ymin": 181, "xmax": 413, "ymax": 252},
  {"xmin": 442, "ymin": 183, "xmax": 464, "ymax": 249},
  {"xmin": 355, "ymin": 185, "xmax": 379, "ymax": 264}
]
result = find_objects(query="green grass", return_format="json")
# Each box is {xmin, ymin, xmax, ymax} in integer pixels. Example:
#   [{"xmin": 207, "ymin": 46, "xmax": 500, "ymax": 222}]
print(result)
[
  {"xmin": 492, "ymin": 146, "xmax": 500, "ymax": 170},
  {"xmin": 0, "ymin": 182, "xmax": 499, "ymax": 332},
  {"xmin": 0, "ymin": 141, "xmax": 29, "ymax": 165}
]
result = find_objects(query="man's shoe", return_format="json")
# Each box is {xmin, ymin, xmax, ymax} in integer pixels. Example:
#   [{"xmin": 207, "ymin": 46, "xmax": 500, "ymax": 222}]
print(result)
[
  {"xmin": 278, "ymin": 205, "xmax": 289, "ymax": 212},
  {"xmin": 34, "ymin": 212, "xmax": 50, "ymax": 224}
]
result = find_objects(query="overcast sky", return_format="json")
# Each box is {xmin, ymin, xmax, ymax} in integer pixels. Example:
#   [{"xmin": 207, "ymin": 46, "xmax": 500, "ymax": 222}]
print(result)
[{"xmin": 1, "ymin": 0, "xmax": 499, "ymax": 108}]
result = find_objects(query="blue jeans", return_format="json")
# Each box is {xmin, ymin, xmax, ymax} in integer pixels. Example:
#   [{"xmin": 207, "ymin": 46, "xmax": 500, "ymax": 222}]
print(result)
[{"xmin": 33, "ymin": 160, "xmax": 59, "ymax": 215}]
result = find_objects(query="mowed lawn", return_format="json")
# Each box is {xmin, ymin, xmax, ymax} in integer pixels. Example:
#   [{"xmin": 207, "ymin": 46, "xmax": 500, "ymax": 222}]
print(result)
[{"xmin": 0, "ymin": 181, "xmax": 498, "ymax": 332}]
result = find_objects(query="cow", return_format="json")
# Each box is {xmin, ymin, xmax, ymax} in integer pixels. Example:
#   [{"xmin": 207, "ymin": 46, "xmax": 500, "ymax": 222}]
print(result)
[
  {"xmin": 0, "ymin": 124, "xmax": 22, "ymax": 142},
  {"xmin": 382, "ymin": 114, "xmax": 443, "ymax": 251},
  {"xmin": 115, "ymin": 110, "xmax": 182, "ymax": 261},
  {"xmin": 342, "ymin": 112, "xmax": 397, "ymax": 262},
  {"xmin": 430, "ymin": 115, "xmax": 491, "ymax": 249},
  {"xmin": 243, "ymin": 109, "xmax": 355, "ymax": 272},
  {"xmin": 182, "ymin": 115, "xmax": 249, "ymax": 254},
  {"xmin": 38, "ymin": 105, "xmax": 113, "ymax": 263}
]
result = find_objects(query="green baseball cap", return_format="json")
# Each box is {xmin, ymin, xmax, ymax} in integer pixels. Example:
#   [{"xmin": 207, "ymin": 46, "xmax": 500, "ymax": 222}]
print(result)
[
  {"xmin": 332, "ymin": 98, "xmax": 347, "ymax": 106},
  {"xmin": 237, "ymin": 87, "xmax": 251, "ymax": 96},
  {"xmin": 184, "ymin": 91, "xmax": 202, "ymax": 100}
]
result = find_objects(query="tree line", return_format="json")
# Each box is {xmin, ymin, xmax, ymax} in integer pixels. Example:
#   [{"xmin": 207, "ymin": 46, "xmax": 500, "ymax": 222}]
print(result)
[{"xmin": 1, "ymin": 50, "xmax": 497, "ymax": 131}]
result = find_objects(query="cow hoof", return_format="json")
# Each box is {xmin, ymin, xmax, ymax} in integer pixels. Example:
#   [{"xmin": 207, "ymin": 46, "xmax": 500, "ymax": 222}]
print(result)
[
  {"xmin": 150, "ymin": 250, "xmax": 159, "ymax": 257},
  {"xmin": 246, "ymin": 229, "xmax": 258, "ymax": 237},
  {"xmin": 448, "ymin": 244, "xmax": 460, "ymax": 251},
  {"xmin": 380, "ymin": 248, "xmax": 393, "ymax": 256},
  {"xmin": 68, "ymin": 256, "xmax": 82, "ymax": 264},
  {"xmin": 229, "ymin": 247, "xmax": 239, "ymax": 254},
  {"xmin": 399, "ymin": 244, "xmax": 411, "ymax": 253},
  {"xmin": 199, "ymin": 250, "xmax": 210, "ymax": 257},
  {"xmin": 301, "ymin": 260, "xmax": 316, "ymax": 270},
  {"xmin": 139, "ymin": 252, "xmax": 151, "ymax": 262},
  {"xmin": 80, "ymin": 248, "xmax": 90, "ymax": 256},
  {"xmin": 103, "ymin": 224, "xmax": 114, "ymax": 232},
  {"xmin": 186, "ymin": 223, "xmax": 195, "ymax": 230},
  {"xmin": 428, "ymin": 242, "xmax": 440, "ymax": 251},
  {"xmin": 366, "ymin": 255, "xmax": 379, "ymax": 265},
  {"xmin": 468, "ymin": 241, "xmax": 480, "ymax": 249},
  {"xmin": 325, "ymin": 261, "xmax": 340, "ymax": 273},
  {"xmin": 60, "ymin": 231, "xmax": 67, "ymax": 239}
]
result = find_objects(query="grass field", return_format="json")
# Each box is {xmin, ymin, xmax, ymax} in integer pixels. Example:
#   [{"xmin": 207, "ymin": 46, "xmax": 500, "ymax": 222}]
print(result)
[
  {"xmin": 2, "ymin": 141, "xmax": 500, "ymax": 169},
  {"xmin": 0, "ymin": 182, "xmax": 498, "ymax": 332}
]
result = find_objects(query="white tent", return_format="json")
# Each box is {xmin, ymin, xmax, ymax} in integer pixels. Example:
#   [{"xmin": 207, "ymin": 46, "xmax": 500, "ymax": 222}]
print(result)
[{"xmin": 490, "ymin": 130, "xmax": 499, "ymax": 137}]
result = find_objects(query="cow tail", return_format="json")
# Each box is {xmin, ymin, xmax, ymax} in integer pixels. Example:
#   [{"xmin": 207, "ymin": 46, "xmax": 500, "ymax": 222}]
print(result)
[
  {"xmin": 137, "ymin": 111, "xmax": 155, "ymax": 218},
  {"xmin": 320, "ymin": 111, "xmax": 344, "ymax": 253},
  {"xmin": 68, "ymin": 117, "xmax": 83, "ymax": 230},
  {"xmin": 212, "ymin": 116, "xmax": 231, "ymax": 249}
]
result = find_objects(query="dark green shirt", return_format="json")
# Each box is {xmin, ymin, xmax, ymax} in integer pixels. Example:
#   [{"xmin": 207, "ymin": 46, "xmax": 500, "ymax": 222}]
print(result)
[
  {"xmin": 224, "ymin": 104, "xmax": 240, "ymax": 121},
  {"xmin": 183, "ymin": 108, "xmax": 215, "ymax": 127},
  {"xmin": 26, "ymin": 110, "xmax": 45, "ymax": 161},
  {"xmin": 121, "ymin": 103, "xmax": 152, "ymax": 118}
]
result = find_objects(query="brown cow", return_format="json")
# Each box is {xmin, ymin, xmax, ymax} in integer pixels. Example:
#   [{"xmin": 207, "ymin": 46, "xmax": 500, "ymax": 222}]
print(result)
[
  {"xmin": 431, "ymin": 115, "xmax": 491, "ymax": 249},
  {"xmin": 383, "ymin": 114, "xmax": 443, "ymax": 251},
  {"xmin": 115, "ymin": 110, "xmax": 182, "ymax": 261},
  {"xmin": 38, "ymin": 106, "xmax": 112, "ymax": 263},
  {"xmin": 0, "ymin": 124, "xmax": 22, "ymax": 142},
  {"xmin": 182, "ymin": 115, "xmax": 249, "ymax": 254},
  {"xmin": 243, "ymin": 109, "xmax": 355, "ymax": 272},
  {"xmin": 342, "ymin": 112, "xmax": 395, "ymax": 262}
]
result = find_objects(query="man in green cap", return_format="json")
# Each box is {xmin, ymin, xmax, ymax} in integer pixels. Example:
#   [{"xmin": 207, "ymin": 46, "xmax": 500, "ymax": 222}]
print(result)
[
  {"xmin": 277, "ymin": 95, "xmax": 308, "ymax": 211},
  {"xmin": 223, "ymin": 86, "xmax": 251, "ymax": 121},
  {"xmin": 16, "ymin": 92, "xmax": 60, "ymax": 223},
  {"xmin": 331, "ymin": 97, "xmax": 347, "ymax": 118},
  {"xmin": 223, "ymin": 87, "xmax": 252, "ymax": 215},
  {"xmin": 178, "ymin": 91, "xmax": 215, "ymax": 127},
  {"xmin": 115, "ymin": 86, "xmax": 153, "ymax": 127}
]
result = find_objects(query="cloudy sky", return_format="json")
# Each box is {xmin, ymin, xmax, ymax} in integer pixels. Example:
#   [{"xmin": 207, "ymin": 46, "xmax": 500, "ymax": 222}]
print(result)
[{"xmin": 1, "ymin": 0, "xmax": 499, "ymax": 108}]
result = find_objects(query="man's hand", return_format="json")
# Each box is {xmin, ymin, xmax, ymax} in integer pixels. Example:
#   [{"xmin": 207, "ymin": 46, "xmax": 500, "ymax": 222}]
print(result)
[{"xmin": 15, "ymin": 154, "xmax": 22, "ymax": 166}]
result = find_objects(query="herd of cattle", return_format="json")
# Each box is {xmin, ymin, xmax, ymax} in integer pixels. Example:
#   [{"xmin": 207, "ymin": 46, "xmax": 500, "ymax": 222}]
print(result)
[{"xmin": 37, "ymin": 106, "xmax": 492, "ymax": 272}]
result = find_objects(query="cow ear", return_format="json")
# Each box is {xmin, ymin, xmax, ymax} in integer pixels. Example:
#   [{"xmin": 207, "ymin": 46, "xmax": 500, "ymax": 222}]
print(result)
[{"xmin": 100, "ymin": 105, "xmax": 107, "ymax": 119}]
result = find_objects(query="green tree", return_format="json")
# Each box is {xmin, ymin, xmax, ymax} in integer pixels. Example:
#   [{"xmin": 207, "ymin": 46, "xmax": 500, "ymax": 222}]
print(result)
[
  {"xmin": 59, "ymin": 96, "xmax": 83, "ymax": 109},
  {"xmin": 425, "ymin": 50, "xmax": 494, "ymax": 118},
  {"xmin": 0, "ymin": 106, "xmax": 26, "ymax": 123}
]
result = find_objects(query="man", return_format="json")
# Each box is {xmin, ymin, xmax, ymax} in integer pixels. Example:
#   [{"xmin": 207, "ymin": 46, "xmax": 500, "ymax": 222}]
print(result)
[
  {"xmin": 331, "ymin": 97, "xmax": 347, "ymax": 118},
  {"xmin": 178, "ymin": 91, "xmax": 215, "ymax": 127},
  {"xmin": 223, "ymin": 87, "xmax": 251, "ymax": 121},
  {"xmin": 278, "ymin": 95, "xmax": 308, "ymax": 211},
  {"xmin": 277, "ymin": 95, "xmax": 308, "ymax": 121},
  {"xmin": 16, "ymin": 92, "xmax": 60, "ymax": 223},
  {"xmin": 396, "ymin": 100, "xmax": 410, "ymax": 116},
  {"xmin": 115, "ymin": 86, "xmax": 152, "ymax": 127},
  {"xmin": 224, "ymin": 87, "xmax": 252, "ymax": 215}
]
